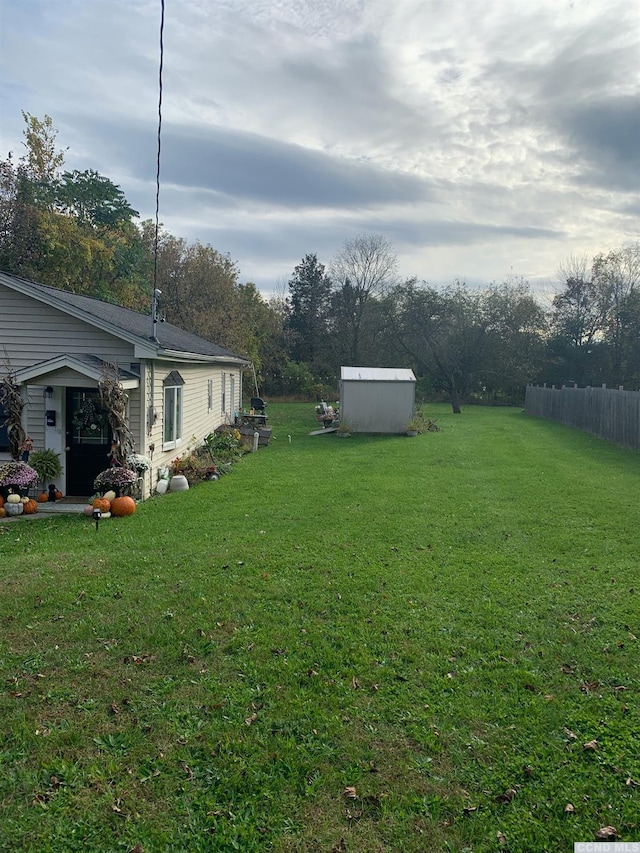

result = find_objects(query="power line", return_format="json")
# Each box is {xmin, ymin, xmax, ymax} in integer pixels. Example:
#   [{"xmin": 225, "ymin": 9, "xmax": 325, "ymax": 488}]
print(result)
[{"xmin": 151, "ymin": 0, "xmax": 165, "ymax": 343}]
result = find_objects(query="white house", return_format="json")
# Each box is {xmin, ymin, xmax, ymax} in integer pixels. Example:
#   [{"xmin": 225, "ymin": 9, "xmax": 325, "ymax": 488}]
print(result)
[{"xmin": 0, "ymin": 271, "xmax": 248, "ymax": 497}]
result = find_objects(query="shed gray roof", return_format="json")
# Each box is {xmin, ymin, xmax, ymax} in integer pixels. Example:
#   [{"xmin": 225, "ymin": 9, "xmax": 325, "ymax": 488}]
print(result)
[
  {"xmin": 0, "ymin": 271, "xmax": 247, "ymax": 362},
  {"xmin": 341, "ymin": 366, "xmax": 416, "ymax": 382}
]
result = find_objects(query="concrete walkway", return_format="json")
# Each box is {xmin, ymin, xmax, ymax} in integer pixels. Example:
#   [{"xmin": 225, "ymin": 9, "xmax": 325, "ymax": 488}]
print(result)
[{"xmin": 1, "ymin": 498, "xmax": 88, "ymax": 522}]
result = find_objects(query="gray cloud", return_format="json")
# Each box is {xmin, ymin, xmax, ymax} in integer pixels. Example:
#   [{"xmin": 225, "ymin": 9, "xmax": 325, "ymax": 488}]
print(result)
[
  {"xmin": 561, "ymin": 96, "xmax": 640, "ymax": 191},
  {"xmin": 67, "ymin": 116, "xmax": 435, "ymax": 209}
]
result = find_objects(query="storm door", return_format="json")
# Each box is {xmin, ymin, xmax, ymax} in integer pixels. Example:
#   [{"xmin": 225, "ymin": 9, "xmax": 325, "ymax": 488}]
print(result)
[{"xmin": 65, "ymin": 389, "xmax": 112, "ymax": 495}]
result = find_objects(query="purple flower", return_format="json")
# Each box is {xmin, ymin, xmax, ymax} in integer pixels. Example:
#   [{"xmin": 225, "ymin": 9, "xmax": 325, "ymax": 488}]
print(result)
[
  {"xmin": 93, "ymin": 467, "xmax": 138, "ymax": 491},
  {"xmin": 0, "ymin": 461, "xmax": 38, "ymax": 488}
]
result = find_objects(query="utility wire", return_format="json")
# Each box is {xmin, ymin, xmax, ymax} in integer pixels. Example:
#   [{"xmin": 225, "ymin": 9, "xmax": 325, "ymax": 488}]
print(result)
[{"xmin": 151, "ymin": 0, "xmax": 165, "ymax": 342}]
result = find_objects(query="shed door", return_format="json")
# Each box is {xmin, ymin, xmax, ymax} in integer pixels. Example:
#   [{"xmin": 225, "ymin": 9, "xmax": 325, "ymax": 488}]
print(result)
[{"xmin": 65, "ymin": 389, "xmax": 112, "ymax": 495}]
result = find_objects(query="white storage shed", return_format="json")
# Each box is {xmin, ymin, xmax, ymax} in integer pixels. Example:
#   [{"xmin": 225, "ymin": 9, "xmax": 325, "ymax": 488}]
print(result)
[{"xmin": 339, "ymin": 366, "xmax": 416, "ymax": 434}]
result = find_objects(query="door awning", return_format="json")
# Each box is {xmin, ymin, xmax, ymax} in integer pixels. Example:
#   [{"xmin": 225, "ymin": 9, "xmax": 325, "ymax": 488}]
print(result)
[{"xmin": 12, "ymin": 354, "xmax": 140, "ymax": 389}]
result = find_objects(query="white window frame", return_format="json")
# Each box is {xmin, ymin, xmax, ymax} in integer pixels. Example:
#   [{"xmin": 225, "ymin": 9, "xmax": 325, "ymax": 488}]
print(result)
[
  {"xmin": 163, "ymin": 383, "xmax": 183, "ymax": 451},
  {"xmin": 207, "ymin": 378, "xmax": 213, "ymax": 413},
  {"xmin": 221, "ymin": 372, "xmax": 227, "ymax": 414}
]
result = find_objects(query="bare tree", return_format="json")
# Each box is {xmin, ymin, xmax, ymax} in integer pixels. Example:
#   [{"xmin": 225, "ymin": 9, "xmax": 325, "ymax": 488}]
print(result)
[{"xmin": 329, "ymin": 233, "xmax": 398, "ymax": 364}]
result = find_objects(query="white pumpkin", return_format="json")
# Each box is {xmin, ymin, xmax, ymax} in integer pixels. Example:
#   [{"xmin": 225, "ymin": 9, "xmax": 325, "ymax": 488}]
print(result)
[
  {"xmin": 7, "ymin": 493, "xmax": 21, "ymax": 504},
  {"xmin": 103, "ymin": 490, "xmax": 116, "ymax": 502}
]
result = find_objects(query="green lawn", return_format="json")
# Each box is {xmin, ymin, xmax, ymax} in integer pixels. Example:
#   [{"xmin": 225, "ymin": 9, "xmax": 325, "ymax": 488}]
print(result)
[{"xmin": 1, "ymin": 403, "xmax": 638, "ymax": 852}]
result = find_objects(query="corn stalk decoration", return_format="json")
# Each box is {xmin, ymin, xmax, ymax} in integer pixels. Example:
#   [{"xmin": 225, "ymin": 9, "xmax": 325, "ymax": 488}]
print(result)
[
  {"xmin": 0, "ymin": 369, "xmax": 26, "ymax": 462},
  {"xmin": 98, "ymin": 363, "xmax": 134, "ymax": 467}
]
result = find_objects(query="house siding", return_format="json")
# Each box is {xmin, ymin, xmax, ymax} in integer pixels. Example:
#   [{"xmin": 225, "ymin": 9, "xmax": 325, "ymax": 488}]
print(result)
[
  {"xmin": 0, "ymin": 283, "xmax": 136, "ymax": 368},
  {"xmin": 24, "ymin": 389, "xmax": 46, "ymax": 454},
  {"xmin": 144, "ymin": 361, "xmax": 243, "ymax": 491}
]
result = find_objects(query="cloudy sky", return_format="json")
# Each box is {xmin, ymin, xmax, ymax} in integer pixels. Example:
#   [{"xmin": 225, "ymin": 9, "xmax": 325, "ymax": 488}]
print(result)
[{"xmin": 1, "ymin": 0, "xmax": 638, "ymax": 296}]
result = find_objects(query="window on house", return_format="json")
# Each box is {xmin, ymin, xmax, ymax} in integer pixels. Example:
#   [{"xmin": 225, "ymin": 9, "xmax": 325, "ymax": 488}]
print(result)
[
  {"xmin": 163, "ymin": 371, "xmax": 184, "ymax": 449},
  {"xmin": 221, "ymin": 372, "xmax": 226, "ymax": 414},
  {"xmin": 208, "ymin": 378, "xmax": 213, "ymax": 412},
  {"xmin": 230, "ymin": 374, "xmax": 235, "ymax": 414}
]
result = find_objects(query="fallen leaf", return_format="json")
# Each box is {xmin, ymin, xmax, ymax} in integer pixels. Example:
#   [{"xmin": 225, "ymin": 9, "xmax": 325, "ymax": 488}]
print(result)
[
  {"xmin": 561, "ymin": 664, "xmax": 575, "ymax": 674},
  {"xmin": 495, "ymin": 788, "xmax": 517, "ymax": 804},
  {"xmin": 463, "ymin": 805, "xmax": 479, "ymax": 815},
  {"xmin": 343, "ymin": 786, "xmax": 358, "ymax": 799},
  {"xmin": 128, "ymin": 845, "xmax": 144, "ymax": 853},
  {"xmin": 351, "ymin": 677, "xmax": 360, "ymax": 689},
  {"xmin": 496, "ymin": 830, "xmax": 508, "ymax": 846},
  {"xmin": 563, "ymin": 727, "xmax": 577, "ymax": 740},
  {"xmin": 581, "ymin": 680, "xmax": 600, "ymax": 693},
  {"xmin": 245, "ymin": 713, "xmax": 257, "ymax": 726},
  {"xmin": 594, "ymin": 826, "xmax": 618, "ymax": 841},
  {"xmin": 626, "ymin": 777, "xmax": 638, "ymax": 788},
  {"xmin": 564, "ymin": 803, "xmax": 575, "ymax": 813},
  {"xmin": 583, "ymin": 739, "xmax": 599, "ymax": 751}
]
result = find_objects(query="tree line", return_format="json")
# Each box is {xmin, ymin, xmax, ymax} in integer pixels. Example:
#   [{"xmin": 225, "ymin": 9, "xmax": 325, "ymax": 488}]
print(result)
[{"xmin": 1, "ymin": 114, "xmax": 638, "ymax": 411}]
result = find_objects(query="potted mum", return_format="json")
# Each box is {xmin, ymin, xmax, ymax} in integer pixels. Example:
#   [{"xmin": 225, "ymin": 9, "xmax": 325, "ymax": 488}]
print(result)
[
  {"xmin": 127, "ymin": 453, "xmax": 151, "ymax": 474},
  {"xmin": 0, "ymin": 460, "xmax": 38, "ymax": 499},
  {"xmin": 94, "ymin": 466, "xmax": 137, "ymax": 497}
]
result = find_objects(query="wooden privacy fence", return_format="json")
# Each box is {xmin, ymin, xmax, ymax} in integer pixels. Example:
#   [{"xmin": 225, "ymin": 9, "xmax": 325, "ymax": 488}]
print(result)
[{"xmin": 524, "ymin": 384, "xmax": 640, "ymax": 451}]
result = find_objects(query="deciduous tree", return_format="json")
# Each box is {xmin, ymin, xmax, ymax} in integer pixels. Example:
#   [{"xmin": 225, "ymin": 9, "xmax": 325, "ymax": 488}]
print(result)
[{"xmin": 330, "ymin": 234, "xmax": 398, "ymax": 364}]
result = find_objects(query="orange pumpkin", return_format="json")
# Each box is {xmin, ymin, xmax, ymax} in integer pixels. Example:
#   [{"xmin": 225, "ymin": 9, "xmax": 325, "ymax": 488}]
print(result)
[
  {"xmin": 110, "ymin": 496, "xmax": 136, "ymax": 517},
  {"xmin": 0, "ymin": 506, "xmax": 6, "ymax": 518},
  {"xmin": 0, "ymin": 494, "xmax": 4, "ymax": 508},
  {"xmin": 55, "ymin": 489, "xmax": 63, "ymax": 500},
  {"xmin": 23, "ymin": 499, "xmax": 38, "ymax": 514},
  {"xmin": 92, "ymin": 497, "xmax": 111, "ymax": 512},
  {"xmin": 37, "ymin": 492, "xmax": 49, "ymax": 503}
]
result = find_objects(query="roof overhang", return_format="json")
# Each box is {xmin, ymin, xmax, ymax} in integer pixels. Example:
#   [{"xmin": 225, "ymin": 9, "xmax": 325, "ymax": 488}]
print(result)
[
  {"xmin": 13, "ymin": 355, "xmax": 140, "ymax": 389},
  {"xmin": 155, "ymin": 350, "xmax": 250, "ymax": 366}
]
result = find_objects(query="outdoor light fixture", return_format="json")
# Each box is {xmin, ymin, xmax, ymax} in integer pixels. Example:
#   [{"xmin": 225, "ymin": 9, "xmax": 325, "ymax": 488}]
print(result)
[
  {"xmin": 44, "ymin": 386, "xmax": 54, "ymax": 399},
  {"xmin": 93, "ymin": 508, "xmax": 102, "ymax": 531}
]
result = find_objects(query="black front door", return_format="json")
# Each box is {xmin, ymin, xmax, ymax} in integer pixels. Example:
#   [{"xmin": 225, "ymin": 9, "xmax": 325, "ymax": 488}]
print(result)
[{"xmin": 65, "ymin": 389, "xmax": 112, "ymax": 496}]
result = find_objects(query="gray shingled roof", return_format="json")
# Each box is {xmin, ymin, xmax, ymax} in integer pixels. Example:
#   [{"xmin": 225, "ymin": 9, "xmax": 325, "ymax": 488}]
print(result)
[{"xmin": 1, "ymin": 272, "xmax": 246, "ymax": 361}]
